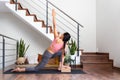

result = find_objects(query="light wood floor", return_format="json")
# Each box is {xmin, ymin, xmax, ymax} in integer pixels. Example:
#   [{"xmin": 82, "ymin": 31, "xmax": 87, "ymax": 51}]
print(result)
[{"xmin": 0, "ymin": 68, "xmax": 120, "ymax": 80}]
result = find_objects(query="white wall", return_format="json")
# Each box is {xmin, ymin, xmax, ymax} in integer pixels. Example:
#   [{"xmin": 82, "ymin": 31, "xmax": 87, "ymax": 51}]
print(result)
[
  {"xmin": 96, "ymin": 0, "xmax": 120, "ymax": 67},
  {"xmin": 0, "ymin": 13, "xmax": 51, "ymax": 65},
  {"xmin": 46, "ymin": 0, "xmax": 97, "ymax": 52}
]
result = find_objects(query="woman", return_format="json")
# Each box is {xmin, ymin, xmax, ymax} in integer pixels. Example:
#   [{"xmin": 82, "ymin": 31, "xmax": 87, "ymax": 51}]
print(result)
[{"xmin": 12, "ymin": 9, "xmax": 71, "ymax": 72}]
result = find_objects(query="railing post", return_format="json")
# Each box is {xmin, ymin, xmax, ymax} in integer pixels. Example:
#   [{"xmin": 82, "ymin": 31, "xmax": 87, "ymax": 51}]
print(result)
[
  {"xmin": 15, "ymin": 0, "xmax": 17, "ymax": 11},
  {"xmin": 77, "ymin": 24, "xmax": 79, "ymax": 56},
  {"xmin": 16, "ymin": 41, "xmax": 19, "ymax": 60},
  {"xmin": 46, "ymin": 0, "xmax": 48, "ymax": 33},
  {"xmin": 2, "ymin": 37, "xmax": 5, "ymax": 73}
]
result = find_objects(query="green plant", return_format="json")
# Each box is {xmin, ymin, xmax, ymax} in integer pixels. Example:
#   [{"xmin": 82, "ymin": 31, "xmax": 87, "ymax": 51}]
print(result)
[
  {"xmin": 64, "ymin": 54, "xmax": 74, "ymax": 64},
  {"xmin": 68, "ymin": 38, "xmax": 77, "ymax": 55},
  {"xmin": 18, "ymin": 39, "xmax": 30, "ymax": 57}
]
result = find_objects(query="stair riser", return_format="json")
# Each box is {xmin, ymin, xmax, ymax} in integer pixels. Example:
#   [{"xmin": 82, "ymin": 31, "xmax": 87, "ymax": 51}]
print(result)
[
  {"xmin": 83, "ymin": 63, "xmax": 113, "ymax": 70},
  {"xmin": 81, "ymin": 56, "xmax": 109, "ymax": 62},
  {"xmin": 17, "ymin": 10, "xmax": 26, "ymax": 16},
  {"xmin": 81, "ymin": 60, "xmax": 109, "ymax": 62},
  {"xmin": 32, "ymin": 22, "xmax": 42, "ymax": 28}
]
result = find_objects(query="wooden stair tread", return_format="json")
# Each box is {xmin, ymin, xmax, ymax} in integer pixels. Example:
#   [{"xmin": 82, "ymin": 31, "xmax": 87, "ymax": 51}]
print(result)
[
  {"xmin": 82, "ymin": 52, "xmax": 109, "ymax": 55},
  {"xmin": 34, "ymin": 20, "xmax": 43, "ymax": 22},
  {"xmin": 82, "ymin": 62, "xmax": 112, "ymax": 64},
  {"xmin": 81, "ymin": 55, "xmax": 108, "ymax": 57},
  {"xmin": 82, "ymin": 61, "xmax": 113, "ymax": 64},
  {"xmin": 18, "ymin": 8, "xmax": 28, "ymax": 10}
]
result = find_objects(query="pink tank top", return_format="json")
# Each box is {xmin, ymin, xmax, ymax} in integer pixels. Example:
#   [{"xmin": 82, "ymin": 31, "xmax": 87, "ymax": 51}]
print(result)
[{"xmin": 50, "ymin": 38, "xmax": 63, "ymax": 53}]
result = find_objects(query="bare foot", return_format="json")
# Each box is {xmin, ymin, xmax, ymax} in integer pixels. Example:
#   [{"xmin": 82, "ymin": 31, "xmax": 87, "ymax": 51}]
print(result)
[{"xmin": 11, "ymin": 67, "xmax": 25, "ymax": 72}]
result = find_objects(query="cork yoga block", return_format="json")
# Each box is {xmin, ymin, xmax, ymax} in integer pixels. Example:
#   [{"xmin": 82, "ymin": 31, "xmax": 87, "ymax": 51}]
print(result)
[{"xmin": 61, "ymin": 66, "xmax": 71, "ymax": 72}]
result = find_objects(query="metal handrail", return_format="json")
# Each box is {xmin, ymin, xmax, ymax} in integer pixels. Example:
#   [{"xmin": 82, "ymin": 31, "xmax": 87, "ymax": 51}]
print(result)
[
  {"xmin": 0, "ymin": 34, "xmax": 17, "ymax": 41},
  {"xmin": 0, "ymin": 34, "xmax": 18, "ymax": 73}
]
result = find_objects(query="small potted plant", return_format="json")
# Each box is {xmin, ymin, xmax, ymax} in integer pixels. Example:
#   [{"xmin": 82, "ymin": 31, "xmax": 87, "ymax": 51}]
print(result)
[
  {"xmin": 68, "ymin": 38, "xmax": 77, "ymax": 58},
  {"xmin": 16, "ymin": 38, "xmax": 30, "ymax": 65},
  {"xmin": 64, "ymin": 54, "xmax": 74, "ymax": 66},
  {"xmin": 67, "ymin": 38, "xmax": 77, "ymax": 66}
]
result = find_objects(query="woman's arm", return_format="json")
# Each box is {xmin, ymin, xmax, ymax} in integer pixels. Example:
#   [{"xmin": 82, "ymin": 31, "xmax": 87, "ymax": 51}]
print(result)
[{"xmin": 52, "ymin": 9, "xmax": 58, "ymax": 39}]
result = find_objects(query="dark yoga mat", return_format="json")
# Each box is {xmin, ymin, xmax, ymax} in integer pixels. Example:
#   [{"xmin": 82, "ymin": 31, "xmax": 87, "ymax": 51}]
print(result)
[{"xmin": 4, "ymin": 69, "xmax": 86, "ymax": 74}]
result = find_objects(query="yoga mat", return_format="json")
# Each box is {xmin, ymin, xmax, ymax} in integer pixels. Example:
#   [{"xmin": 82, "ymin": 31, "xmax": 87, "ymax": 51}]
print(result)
[{"xmin": 4, "ymin": 69, "xmax": 86, "ymax": 74}]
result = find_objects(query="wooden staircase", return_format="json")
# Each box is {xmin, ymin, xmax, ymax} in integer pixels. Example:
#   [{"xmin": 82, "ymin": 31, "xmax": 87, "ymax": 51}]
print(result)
[
  {"xmin": 10, "ymin": 0, "xmax": 53, "ymax": 33},
  {"xmin": 80, "ymin": 52, "xmax": 113, "ymax": 70}
]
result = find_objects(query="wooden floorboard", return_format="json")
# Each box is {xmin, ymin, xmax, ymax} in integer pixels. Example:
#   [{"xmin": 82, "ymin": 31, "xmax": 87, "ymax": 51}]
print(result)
[{"xmin": 0, "ymin": 68, "xmax": 120, "ymax": 80}]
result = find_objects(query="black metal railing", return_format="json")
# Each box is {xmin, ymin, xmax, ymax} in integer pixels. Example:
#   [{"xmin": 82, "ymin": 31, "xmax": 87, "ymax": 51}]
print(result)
[
  {"xmin": 15, "ymin": 0, "xmax": 17, "ymax": 11},
  {"xmin": 46, "ymin": 0, "xmax": 49, "ymax": 33},
  {"xmin": 13, "ymin": 0, "xmax": 84, "ymax": 56},
  {"xmin": 0, "ymin": 34, "xmax": 18, "ymax": 73}
]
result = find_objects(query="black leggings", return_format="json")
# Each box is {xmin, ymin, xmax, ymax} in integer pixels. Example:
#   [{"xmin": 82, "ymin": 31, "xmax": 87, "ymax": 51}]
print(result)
[{"xmin": 26, "ymin": 50, "xmax": 62, "ymax": 71}]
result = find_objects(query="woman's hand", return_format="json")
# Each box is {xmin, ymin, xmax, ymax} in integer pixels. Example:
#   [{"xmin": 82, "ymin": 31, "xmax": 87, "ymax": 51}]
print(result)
[{"xmin": 52, "ymin": 9, "xmax": 56, "ymax": 16}]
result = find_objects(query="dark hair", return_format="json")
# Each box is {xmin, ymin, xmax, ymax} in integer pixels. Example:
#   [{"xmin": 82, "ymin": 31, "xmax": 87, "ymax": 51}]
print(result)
[{"xmin": 63, "ymin": 32, "xmax": 71, "ymax": 49}]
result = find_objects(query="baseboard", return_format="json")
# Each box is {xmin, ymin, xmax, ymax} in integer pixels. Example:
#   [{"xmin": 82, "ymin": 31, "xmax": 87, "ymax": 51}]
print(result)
[{"xmin": 113, "ymin": 66, "xmax": 120, "ymax": 70}]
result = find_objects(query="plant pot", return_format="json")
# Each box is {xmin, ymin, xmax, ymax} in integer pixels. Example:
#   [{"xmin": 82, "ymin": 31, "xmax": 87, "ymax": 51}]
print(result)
[
  {"xmin": 64, "ymin": 63, "xmax": 70, "ymax": 66},
  {"xmin": 16, "ymin": 57, "xmax": 26, "ymax": 65},
  {"xmin": 71, "ymin": 55, "xmax": 75, "ymax": 60}
]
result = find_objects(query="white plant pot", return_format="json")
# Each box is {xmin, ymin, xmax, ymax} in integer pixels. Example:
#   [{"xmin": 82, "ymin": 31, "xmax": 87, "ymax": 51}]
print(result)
[
  {"xmin": 71, "ymin": 55, "xmax": 76, "ymax": 60},
  {"xmin": 70, "ymin": 55, "xmax": 76, "ymax": 65}
]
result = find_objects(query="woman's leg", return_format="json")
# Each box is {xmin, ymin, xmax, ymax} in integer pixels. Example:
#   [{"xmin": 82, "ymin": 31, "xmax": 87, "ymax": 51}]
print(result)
[
  {"xmin": 51, "ymin": 50, "xmax": 62, "ymax": 61},
  {"xmin": 12, "ymin": 50, "xmax": 53, "ymax": 72},
  {"xmin": 26, "ymin": 50, "xmax": 53, "ymax": 72}
]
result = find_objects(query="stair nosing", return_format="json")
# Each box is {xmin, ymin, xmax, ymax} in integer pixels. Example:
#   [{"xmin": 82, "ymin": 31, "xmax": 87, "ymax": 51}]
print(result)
[
  {"xmin": 82, "ymin": 61, "xmax": 113, "ymax": 64},
  {"xmin": 81, "ymin": 55, "xmax": 109, "ymax": 56}
]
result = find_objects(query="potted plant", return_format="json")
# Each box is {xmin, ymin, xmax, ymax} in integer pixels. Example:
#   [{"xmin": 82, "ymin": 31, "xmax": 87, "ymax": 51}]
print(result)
[
  {"xmin": 68, "ymin": 38, "xmax": 77, "ymax": 55},
  {"xmin": 16, "ymin": 38, "xmax": 30, "ymax": 65},
  {"xmin": 64, "ymin": 54, "xmax": 74, "ymax": 66},
  {"xmin": 67, "ymin": 39, "xmax": 77, "ymax": 65}
]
